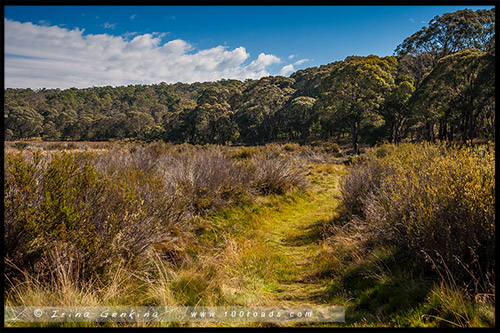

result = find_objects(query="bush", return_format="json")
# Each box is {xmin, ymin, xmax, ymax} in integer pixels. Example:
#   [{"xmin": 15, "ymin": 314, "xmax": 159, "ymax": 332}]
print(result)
[
  {"xmin": 161, "ymin": 149, "xmax": 251, "ymax": 214},
  {"xmin": 325, "ymin": 143, "xmax": 340, "ymax": 154},
  {"xmin": 231, "ymin": 146, "xmax": 259, "ymax": 159},
  {"xmin": 283, "ymin": 142, "xmax": 302, "ymax": 152},
  {"xmin": 12, "ymin": 141, "xmax": 30, "ymax": 150},
  {"xmin": 338, "ymin": 142, "xmax": 495, "ymax": 294},
  {"xmin": 4, "ymin": 150, "xmax": 187, "ymax": 282},
  {"xmin": 249, "ymin": 150, "xmax": 306, "ymax": 195}
]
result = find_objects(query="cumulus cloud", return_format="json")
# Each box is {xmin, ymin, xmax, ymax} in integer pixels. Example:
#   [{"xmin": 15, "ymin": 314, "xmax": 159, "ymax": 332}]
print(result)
[
  {"xmin": 38, "ymin": 19, "xmax": 51, "ymax": 26},
  {"xmin": 4, "ymin": 19, "xmax": 283, "ymax": 89},
  {"xmin": 279, "ymin": 64, "xmax": 295, "ymax": 76}
]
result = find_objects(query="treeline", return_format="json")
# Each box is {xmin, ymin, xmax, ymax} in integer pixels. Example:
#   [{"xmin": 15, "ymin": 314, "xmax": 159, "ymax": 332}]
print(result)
[{"xmin": 4, "ymin": 9, "xmax": 495, "ymax": 152}]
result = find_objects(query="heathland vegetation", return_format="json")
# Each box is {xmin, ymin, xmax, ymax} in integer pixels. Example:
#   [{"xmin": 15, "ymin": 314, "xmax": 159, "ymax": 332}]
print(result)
[{"xmin": 3, "ymin": 8, "xmax": 496, "ymax": 328}]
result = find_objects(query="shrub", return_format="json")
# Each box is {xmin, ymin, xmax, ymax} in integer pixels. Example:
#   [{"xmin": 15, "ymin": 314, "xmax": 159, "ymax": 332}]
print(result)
[
  {"xmin": 283, "ymin": 142, "xmax": 302, "ymax": 152},
  {"xmin": 12, "ymin": 141, "xmax": 29, "ymax": 150},
  {"xmin": 325, "ymin": 143, "xmax": 341, "ymax": 154},
  {"xmin": 4, "ymin": 150, "xmax": 187, "ymax": 282},
  {"xmin": 231, "ymin": 146, "xmax": 259, "ymax": 159},
  {"xmin": 338, "ymin": 143, "xmax": 495, "ymax": 294},
  {"xmin": 4, "ymin": 143, "xmax": 308, "ymax": 286},
  {"xmin": 161, "ymin": 149, "xmax": 250, "ymax": 214},
  {"xmin": 248, "ymin": 150, "xmax": 306, "ymax": 195}
]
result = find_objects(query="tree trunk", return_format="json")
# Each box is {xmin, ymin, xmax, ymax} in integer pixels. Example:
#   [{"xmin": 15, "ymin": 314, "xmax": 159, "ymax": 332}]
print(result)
[
  {"xmin": 426, "ymin": 120, "xmax": 435, "ymax": 142},
  {"xmin": 351, "ymin": 121, "xmax": 359, "ymax": 155},
  {"xmin": 388, "ymin": 120, "xmax": 395, "ymax": 143},
  {"xmin": 438, "ymin": 121, "xmax": 445, "ymax": 141},
  {"xmin": 462, "ymin": 114, "xmax": 468, "ymax": 144},
  {"xmin": 448, "ymin": 123, "xmax": 454, "ymax": 142}
]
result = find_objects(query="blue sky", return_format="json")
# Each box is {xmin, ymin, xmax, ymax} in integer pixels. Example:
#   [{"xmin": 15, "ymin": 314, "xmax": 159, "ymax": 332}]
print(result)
[{"xmin": 4, "ymin": 5, "xmax": 494, "ymax": 89}]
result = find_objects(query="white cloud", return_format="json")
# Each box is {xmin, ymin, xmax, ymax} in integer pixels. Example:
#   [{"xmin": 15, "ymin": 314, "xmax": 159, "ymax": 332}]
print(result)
[
  {"xmin": 122, "ymin": 31, "xmax": 139, "ymax": 40},
  {"xmin": 4, "ymin": 19, "xmax": 284, "ymax": 89},
  {"xmin": 288, "ymin": 54, "xmax": 296, "ymax": 59},
  {"xmin": 279, "ymin": 64, "xmax": 295, "ymax": 76},
  {"xmin": 293, "ymin": 58, "xmax": 310, "ymax": 66},
  {"xmin": 103, "ymin": 22, "xmax": 117, "ymax": 29},
  {"xmin": 130, "ymin": 14, "xmax": 137, "ymax": 20},
  {"xmin": 409, "ymin": 18, "xmax": 415, "ymax": 23},
  {"xmin": 248, "ymin": 53, "xmax": 281, "ymax": 70}
]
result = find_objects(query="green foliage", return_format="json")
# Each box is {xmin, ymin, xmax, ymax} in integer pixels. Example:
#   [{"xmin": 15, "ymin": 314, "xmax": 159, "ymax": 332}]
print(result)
[
  {"xmin": 395, "ymin": 8, "xmax": 494, "ymax": 86},
  {"xmin": 395, "ymin": 9, "xmax": 495, "ymax": 59},
  {"xmin": 410, "ymin": 49, "xmax": 495, "ymax": 143},
  {"xmin": 378, "ymin": 75, "xmax": 415, "ymax": 143},
  {"xmin": 278, "ymin": 96, "xmax": 317, "ymax": 141},
  {"xmin": 318, "ymin": 55, "xmax": 398, "ymax": 153},
  {"xmin": 4, "ymin": 99, "xmax": 44, "ymax": 139}
]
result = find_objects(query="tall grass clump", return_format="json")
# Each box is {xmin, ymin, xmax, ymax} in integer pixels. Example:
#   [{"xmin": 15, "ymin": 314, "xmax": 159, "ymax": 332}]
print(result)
[
  {"xmin": 338, "ymin": 142, "xmax": 495, "ymax": 296},
  {"xmin": 160, "ymin": 149, "xmax": 251, "ymax": 214}
]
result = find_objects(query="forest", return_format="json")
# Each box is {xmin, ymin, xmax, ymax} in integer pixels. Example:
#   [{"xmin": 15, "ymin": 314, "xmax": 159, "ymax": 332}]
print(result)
[
  {"xmin": 5, "ymin": 9, "xmax": 495, "ymax": 152},
  {"xmin": 3, "ymin": 8, "xmax": 496, "ymax": 328}
]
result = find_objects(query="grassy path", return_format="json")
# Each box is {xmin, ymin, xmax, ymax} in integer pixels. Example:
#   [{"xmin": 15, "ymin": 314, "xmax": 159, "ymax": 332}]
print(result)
[
  {"xmin": 261, "ymin": 164, "xmax": 344, "ymax": 308},
  {"xmin": 200, "ymin": 163, "xmax": 347, "ymax": 327}
]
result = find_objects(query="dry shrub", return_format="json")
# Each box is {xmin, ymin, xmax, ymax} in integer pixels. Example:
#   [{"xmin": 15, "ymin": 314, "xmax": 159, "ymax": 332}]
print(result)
[
  {"xmin": 282, "ymin": 142, "xmax": 302, "ymax": 152},
  {"xmin": 339, "ymin": 156, "xmax": 386, "ymax": 218},
  {"xmin": 160, "ymin": 149, "xmax": 251, "ymax": 214},
  {"xmin": 4, "ymin": 150, "xmax": 187, "ymax": 283},
  {"xmin": 231, "ymin": 146, "xmax": 260, "ymax": 159},
  {"xmin": 339, "ymin": 142, "xmax": 495, "ymax": 294},
  {"xmin": 248, "ymin": 150, "xmax": 307, "ymax": 195}
]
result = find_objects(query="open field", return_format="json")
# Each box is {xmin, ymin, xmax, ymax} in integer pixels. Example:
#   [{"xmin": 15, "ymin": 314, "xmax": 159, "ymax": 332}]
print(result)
[{"xmin": 4, "ymin": 140, "xmax": 495, "ymax": 328}]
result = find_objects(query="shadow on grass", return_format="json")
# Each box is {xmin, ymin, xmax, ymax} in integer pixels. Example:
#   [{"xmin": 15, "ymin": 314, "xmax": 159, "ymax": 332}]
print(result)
[
  {"xmin": 282, "ymin": 218, "xmax": 328, "ymax": 247},
  {"xmin": 318, "ymin": 247, "xmax": 433, "ymax": 325}
]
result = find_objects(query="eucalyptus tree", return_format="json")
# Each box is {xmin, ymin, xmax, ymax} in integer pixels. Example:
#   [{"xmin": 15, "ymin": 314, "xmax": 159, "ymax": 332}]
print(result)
[
  {"xmin": 319, "ymin": 55, "xmax": 397, "ymax": 154},
  {"xmin": 235, "ymin": 76, "xmax": 296, "ymax": 144},
  {"xmin": 278, "ymin": 96, "xmax": 317, "ymax": 142},
  {"xmin": 395, "ymin": 8, "xmax": 495, "ymax": 86},
  {"xmin": 189, "ymin": 84, "xmax": 241, "ymax": 144},
  {"xmin": 4, "ymin": 98, "xmax": 44, "ymax": 139},
  {"xmin": 410, "ymin": 48, "xmax": 495, "ymax": 143},
  {"xmin": 378, "ymin": 75, "xmax": 415, "ymax": 143}
]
